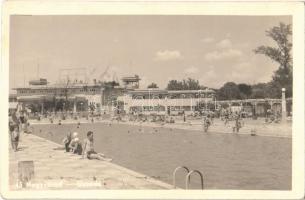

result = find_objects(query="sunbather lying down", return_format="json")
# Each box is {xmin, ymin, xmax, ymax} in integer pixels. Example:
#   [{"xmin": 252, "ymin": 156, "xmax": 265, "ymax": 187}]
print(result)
[{"xmin": 82, "ymin": 131, "xmax": 112, "ymax": 162}]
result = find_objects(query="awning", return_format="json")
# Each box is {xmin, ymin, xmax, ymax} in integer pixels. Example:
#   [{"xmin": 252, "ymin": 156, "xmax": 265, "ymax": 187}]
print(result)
[
  {"xmin": 17, "ymin": 95, "xmax": 52, "ymax": 101},
  {"xmin": 55, "ymin": 95, "xmax": 87, "ymax": 100},
  {"xmin": 17, "ymin": 95, "xmax": 88, "ymax": 101}
]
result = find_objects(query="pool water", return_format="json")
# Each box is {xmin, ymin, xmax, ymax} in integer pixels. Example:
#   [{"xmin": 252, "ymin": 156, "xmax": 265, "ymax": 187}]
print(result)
[{"xmin": 30, "ymin": 122, "xmax": 291, "ymax": 190}]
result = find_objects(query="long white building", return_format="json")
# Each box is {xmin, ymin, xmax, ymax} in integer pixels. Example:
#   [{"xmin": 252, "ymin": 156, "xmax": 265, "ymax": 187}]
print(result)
[{"xmin": 117, "ymin": 89, "xmax": 216, "ymax": 115}]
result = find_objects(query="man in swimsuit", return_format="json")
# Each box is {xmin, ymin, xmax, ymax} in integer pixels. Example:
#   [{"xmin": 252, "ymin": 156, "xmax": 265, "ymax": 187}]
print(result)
[{"xmin": 82, "ymin": 131, "xmax": 112, "ymax": 161}]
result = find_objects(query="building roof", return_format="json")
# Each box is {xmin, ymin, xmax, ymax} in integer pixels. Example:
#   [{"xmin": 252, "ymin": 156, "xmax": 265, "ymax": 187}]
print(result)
[
  {"xmin": 127, "ymin": 89, "xmax": 215, "ymax": 95},
  {"xmin": 13, "ymin": 83, "xmax": 102, "ymax": 90},
  {"xmin": 128, "ymin": 89, "xmax": 168, "ymax": 95},
  {"xmin": 17, "ymin": 94, "xmax": 88, "ymax": 101},
  {"xmin": 9, "ymin": 93, "xmax": 17, "ymax": 98},
  {"xmin": 168, "ymin": 89, "xmax": 215, "ymax": 94},
  {"xmin": 121, "ymin": 76, "xmax": 141, "ymax": 81}
]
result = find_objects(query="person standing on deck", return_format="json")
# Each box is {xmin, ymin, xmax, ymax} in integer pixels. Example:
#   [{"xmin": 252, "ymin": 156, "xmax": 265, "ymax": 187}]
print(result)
[{"xmin": 9, "ymin": 110, "xmax": 20, "ymax": 151}]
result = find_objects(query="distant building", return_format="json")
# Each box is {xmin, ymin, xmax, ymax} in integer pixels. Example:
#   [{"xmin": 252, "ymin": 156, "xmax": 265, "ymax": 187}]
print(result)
[
  {"xmin": 9, "ymin": 93, "xmax": 17, "ymax": 103},
  {"xmin": 9, "ymin": 93, "xmax": 18, "ymax": 112},
  {"xmin": 121, "ymin": 75, "xmax": 140, "ymax": 89},
  {"xmin": 117, "ymin": 88, "xmax": 216, "ymax": 115},
  {"xmin": 14, "ymin": 80, "xmax": 103, "ymax": 114},
  {"xmin": 12, "ymin": 75, "xmax": 217, "ymax": 115}
]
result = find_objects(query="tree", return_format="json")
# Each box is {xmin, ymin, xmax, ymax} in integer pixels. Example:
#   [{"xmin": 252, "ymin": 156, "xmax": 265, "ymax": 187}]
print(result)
[
  {"xmin": 254, "ymin": 22, "xmax": 292, "ymax": 98},
  {"xmin": 166, "ymin": 78, "xmax": 202, "ymax": 90},
  {"xmin": 186, "ymin": 78, "xmax": 201, "ymax": 90},
  {"xmin": 167, "ymin": 80, "xmax": 182, "ymax": 90},
  {"xmin": 217, "ymin": 82, "xmax": 240, "ymax": 100},
  {"xmin": 250, "ymin": 82, "xmax": 281, "ymax": 99},
  {"xmin": 238, "ymin": 83, "xmax": 252, "ymax": 99},
  {"xmin": 147, "ymin": 82, "xmax": 159, "ymax": 89},
  {"xmin": 251, "ymin": 83, "xmax": 268, "ymax": 99}
]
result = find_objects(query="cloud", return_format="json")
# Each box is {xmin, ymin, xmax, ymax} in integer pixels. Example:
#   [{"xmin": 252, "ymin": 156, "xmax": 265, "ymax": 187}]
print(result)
[
  {"xmin": 184, "ymin": 66, "xmax": 199, "ymax": 74},
  {"xmin": 154, "ymin": 50, "xmax": 183, "ymax": 61},
  {"xmin": 233, "ymin": 62, "xmax": 252, "ymax": 70},
  {"xmin": 216, "ymin": 39, "xmax": 232, "ymax": 49},
  {"xmin": 204, "ymin": 48, "xmax": 243, "ymax": 61},
  {"xmin": 200, "ymin": 37, "xmax": 215, "ymax": 43},
  {"xmin": 199, "ymin": 70, "xmax": 219, "ymax": 87},
  {"xmin": 207, "ymin": 65, "xmax": 215, "ymax": 70}
]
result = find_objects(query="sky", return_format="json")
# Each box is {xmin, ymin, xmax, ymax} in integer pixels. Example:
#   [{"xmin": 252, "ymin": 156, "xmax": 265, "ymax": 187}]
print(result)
[{"xmin": 9, "ymin": 15, "xmax": 292, "ymax": 90}]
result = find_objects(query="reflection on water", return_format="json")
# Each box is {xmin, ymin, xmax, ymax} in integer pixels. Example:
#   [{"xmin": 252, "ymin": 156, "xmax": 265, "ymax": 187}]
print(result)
[{"xmin": 31, "ymin": 123, "xmax": 291, "ymax": 190}]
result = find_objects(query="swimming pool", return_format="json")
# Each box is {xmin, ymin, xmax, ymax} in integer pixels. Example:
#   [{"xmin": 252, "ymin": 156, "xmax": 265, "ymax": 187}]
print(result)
[{"xmin": 30, "ymin": 122, "xmax": 291, "ymax": 190}]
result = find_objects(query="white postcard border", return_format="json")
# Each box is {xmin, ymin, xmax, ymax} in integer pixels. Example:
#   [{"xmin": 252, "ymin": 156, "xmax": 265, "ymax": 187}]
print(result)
[{"xmin": 1, "ymin": 1, "xmax": 304, "ymax": 199}]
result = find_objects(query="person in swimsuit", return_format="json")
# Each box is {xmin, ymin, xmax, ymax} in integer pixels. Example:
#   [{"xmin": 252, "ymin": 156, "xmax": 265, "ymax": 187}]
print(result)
[
  {"xmin": 62, "ymin": 132, "xmax": 72, "ymax": 152},
  {"xmin": 69, "ymin": 132, "xmax": 83, "ymax": 155},
  {"xmin": 82, "ymin": 131, "xmax": 112, "ymax": 161},
  {"xmin": 9, "ymin": 111, "xmax": 20, "ymax": 151}
]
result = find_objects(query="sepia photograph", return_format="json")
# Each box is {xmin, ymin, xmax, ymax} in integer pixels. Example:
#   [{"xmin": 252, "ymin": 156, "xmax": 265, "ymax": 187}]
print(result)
[{"xmin": 1, "ymin": 1, "xmax": 304, "ymax": 199}]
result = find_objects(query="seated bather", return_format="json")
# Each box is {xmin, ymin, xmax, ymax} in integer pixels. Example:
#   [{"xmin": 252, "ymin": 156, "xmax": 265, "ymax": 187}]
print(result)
[
  {"xmin": 82, "ymin": 131, "xmax": 112, "ymax": 161},
  {"xmin": 69, "ymin": 132, "xmax": 83, "ymax": 155},
  {"xmin": 62, "ymin": 132, "xmax": 72, "ymax": 152}
]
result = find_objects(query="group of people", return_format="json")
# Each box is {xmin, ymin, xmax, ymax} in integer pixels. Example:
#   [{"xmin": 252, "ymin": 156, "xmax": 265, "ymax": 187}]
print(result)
[
  {"xmin": 9, "ymin": 108, "xmax": 112, "ymax": 162},
  {"xmin": 62, "ymin": 130, "xmax": 112, "ymax": 161},
  {"xmin": 202, "ymin": 110, "xmax": 243, "ymax": 133},
  {"xmin": 265, "ymin": 109, "xmax": 281, "ymax": 123}
]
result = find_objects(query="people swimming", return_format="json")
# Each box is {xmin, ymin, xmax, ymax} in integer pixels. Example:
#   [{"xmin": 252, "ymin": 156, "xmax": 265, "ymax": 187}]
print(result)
[
  {"xmin": 203, "ymin": 114, "xmax": 212, "ymax": 133},
  {"xmin": 233, "ymin": 113, "xmax": 242, "ymax": 133}
]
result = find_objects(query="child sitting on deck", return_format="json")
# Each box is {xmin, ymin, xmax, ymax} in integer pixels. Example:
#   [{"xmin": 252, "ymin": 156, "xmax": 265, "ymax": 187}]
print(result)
[
  {"xmin": 69, "ymin": 132, "xmax": 83, "ymax": 155},
  {"xmin": 82, "ymin": 131, "xmax": 112, "ymax": 161}
]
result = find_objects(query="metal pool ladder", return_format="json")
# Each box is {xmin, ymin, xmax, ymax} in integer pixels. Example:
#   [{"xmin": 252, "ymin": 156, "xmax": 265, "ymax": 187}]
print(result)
[{"xmin": 173, "ymin": 166, "xmax": 204, "ymax": 190}]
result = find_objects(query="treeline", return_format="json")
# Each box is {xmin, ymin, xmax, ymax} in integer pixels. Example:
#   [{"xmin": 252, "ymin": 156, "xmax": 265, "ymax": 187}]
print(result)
[
  {"xmin": 216, "ymin": 81, "xmax": 292, "ymax": 100},
  {"xmin": 166, "ymin": 78, "xmax": 207, "ymax": 90},
  {"xmin": 163, "ymin": 76, "xmax": 292, "ymax": 100}
]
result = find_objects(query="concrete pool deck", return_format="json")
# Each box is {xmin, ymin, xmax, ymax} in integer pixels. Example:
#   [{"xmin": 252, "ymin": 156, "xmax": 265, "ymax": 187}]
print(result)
[
  {"xmin": 28, "ymin": 117, "xmax": 292, "ymax": 138},
  {"xmin": 9, "ymin": 133, "xmax": 174, "ymax": 190}
]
